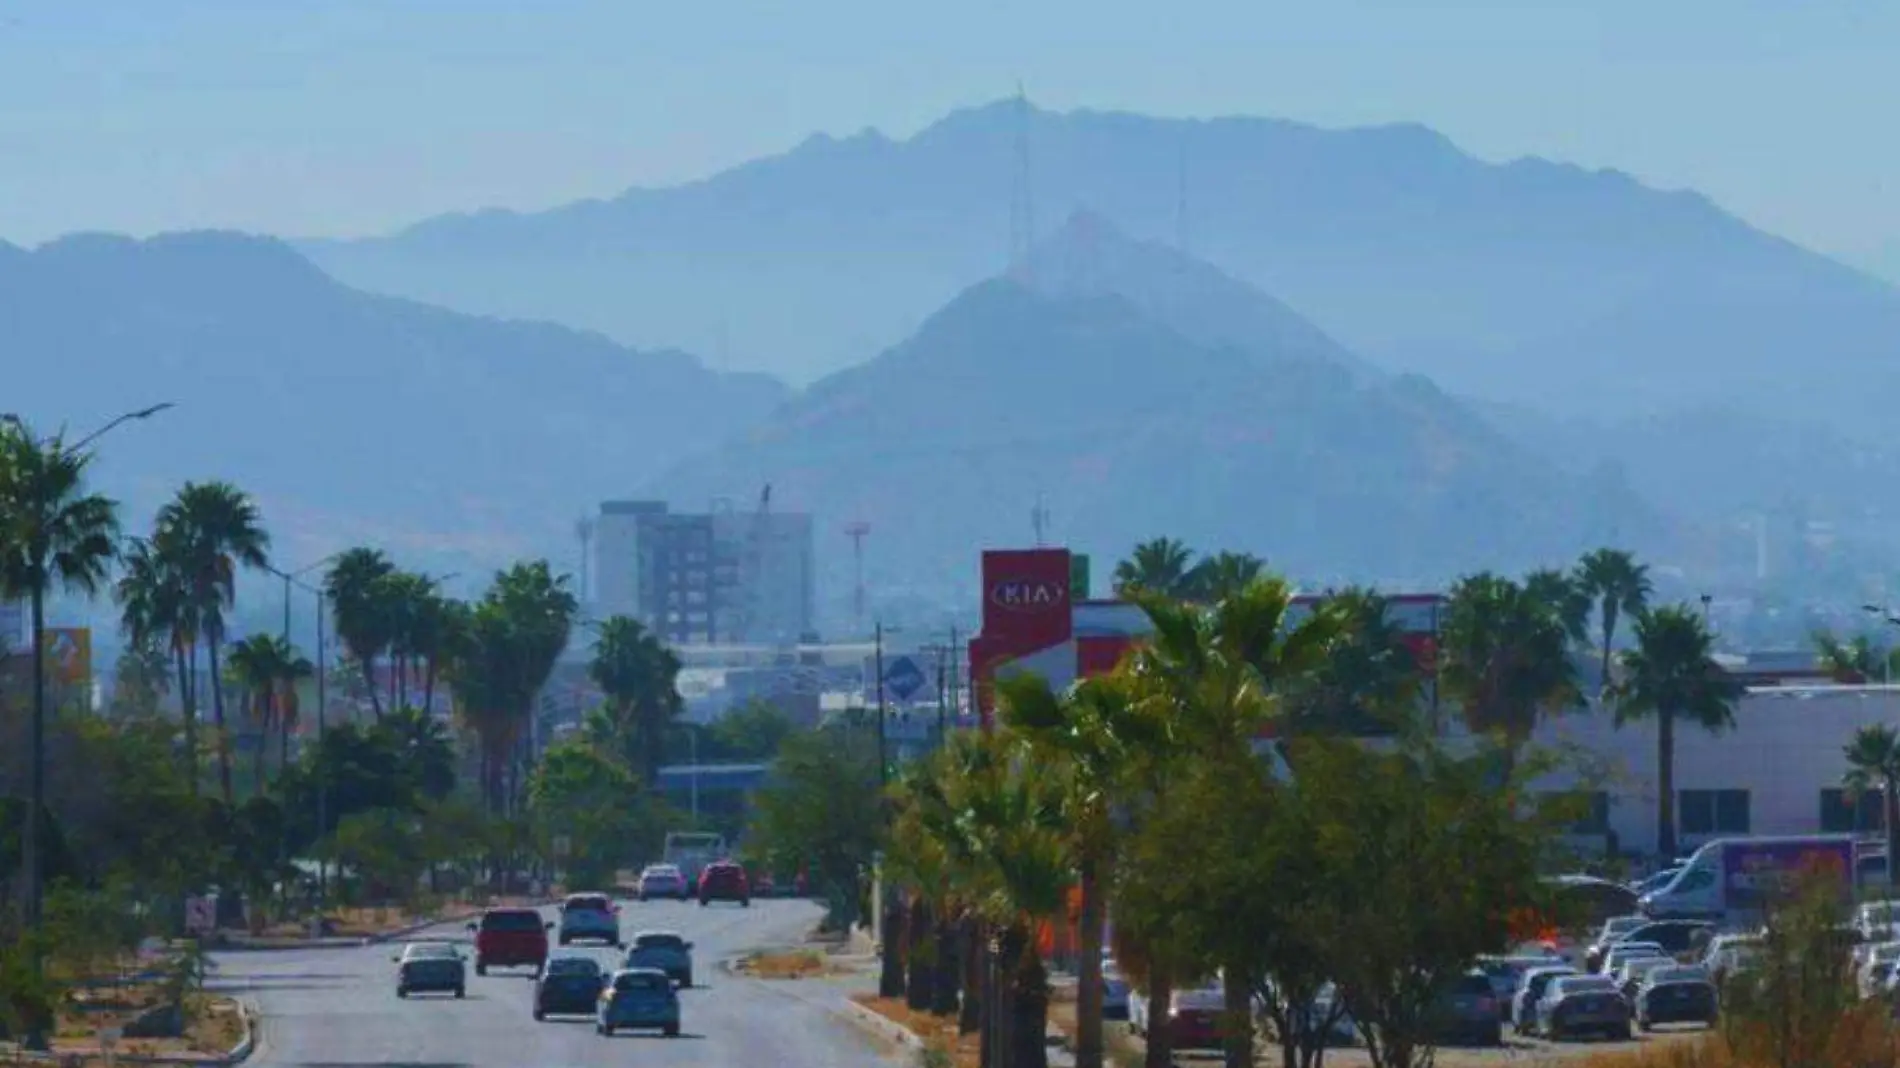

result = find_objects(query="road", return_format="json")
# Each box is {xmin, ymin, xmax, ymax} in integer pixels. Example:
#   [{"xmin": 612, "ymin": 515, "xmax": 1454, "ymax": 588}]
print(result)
[{"xmin": 209, "ymin": 897, "xmax": 897, "ymax": 1068}]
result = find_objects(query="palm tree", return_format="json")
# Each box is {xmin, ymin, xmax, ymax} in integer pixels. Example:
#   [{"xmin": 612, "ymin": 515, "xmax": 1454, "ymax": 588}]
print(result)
[
  {"xmin": 0, "ymin": 423, "xmax": 121, "ymax": 940},
  {"xmin": 226, "ymin": 634, "xmax": 282, "ymax": 796},
  {"xmin": 1187, "ymin": 551, "xmax": 1266, "ymax": 603},
  {"xmin": 1112, "ymin": 537, "xmax": 1197, "ymax": 598},
  {"xmin": 1524, "ymin": 567, "xmax": 1591, "ymax": 646},
  {"xmin": 1845, "ymin": 725, "xmax": 1900, "ymax": 889},
  {"xmin": 324, "ymin": 547, "xmax": 396, "ymax": 720},
  {"xmin": 1439, "ymin": 572, "xmax": 1582, "ymax": 770},
  {"xmin": 1609, "ymin": 605, "xmax": 1742, "ymax": 859},
  {"xmin": 1575, "ymin": 548, "xmax": 1652, "ymax": 696},
  {"xmin": 1283, "ymin": 587, "xmax": 1423, "ymax": 737},
  {"xmin": 117, "ymin": 535, "xmax": 201, "ymax": 783},
  {"xmin": 156, "ymin": 481, "xmax": 271, "ymax": 804},
  {"xmin": 588, "ymin": 615, "xmax": 683, "ymax": 783},
  {"xmin": 273, "ymin": 639, "xmax": 313, "ymax": 771},
  {"xmin": 1815, "ymin": 630, "xmax": 1897, "ymax": 684},
  {"xmin": 449, "ymin": 561, "xmax": 576, "ymax": 813}
]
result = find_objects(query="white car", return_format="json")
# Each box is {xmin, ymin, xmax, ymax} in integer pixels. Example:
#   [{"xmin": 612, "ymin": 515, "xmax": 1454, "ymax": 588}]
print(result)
[
  {"xmin": 1856, "ymin": 899, "xmax": 1900, "ymax": 943},
  {"xmin": 1601, "ymin": 941, "xmax": 1667, "ymax": 977},
  {"xmin": 1854, "ymin": 937, "xmax": 1900, "ymax": 972},
  {"xmin": 1613, "ymin": 955, "xmax": 1674, "ymax": 998},
  {"xmin": 637, "ymin": 864, "xmax": 690, "ymax": 901},
  {"xmin": 556, "ymin": 892, "xmax": 621, "ymax": 947}
]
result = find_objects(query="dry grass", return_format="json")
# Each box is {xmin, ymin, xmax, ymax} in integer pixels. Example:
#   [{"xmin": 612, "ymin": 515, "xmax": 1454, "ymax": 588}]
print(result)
[
  {"xmin": 855, "ymin": 993, "xmax": 980, "ymax": 1068},
  {"xmin": 738, "ymin": 949, "xmax": 834, "ymax": 980},
  {"xmin": 37, "ymin": 991, "xmax": 246, "ymax": 1064}
]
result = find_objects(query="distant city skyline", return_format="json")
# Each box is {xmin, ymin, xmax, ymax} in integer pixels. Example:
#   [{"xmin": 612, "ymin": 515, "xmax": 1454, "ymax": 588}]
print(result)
[{"xmin": 1, "ymin": 1, "xmax": 1894, "ymax": 279}]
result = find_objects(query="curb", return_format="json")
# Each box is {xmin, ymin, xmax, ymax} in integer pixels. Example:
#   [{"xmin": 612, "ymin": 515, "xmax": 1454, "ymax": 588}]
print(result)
[
  {"xmin": 838, "ymin": 998, "xmax": 927, "ymax": 1057},
  {"xmin": 2, "ymin": 997, "xmax": 257, "ymax": 1067},
  {"xmin": 215, "ymin": 898, "xmax": 563, "ymax": 952}
]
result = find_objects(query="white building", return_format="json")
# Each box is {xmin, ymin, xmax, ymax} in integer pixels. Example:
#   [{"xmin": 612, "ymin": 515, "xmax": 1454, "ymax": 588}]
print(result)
[
  {"xmin": 1529, "ymin": 684, "xmax": 1900, "ymax": 855},
  {"xmin": 590, "ymin": 499, "xmax": 815, "ymax": 646}
]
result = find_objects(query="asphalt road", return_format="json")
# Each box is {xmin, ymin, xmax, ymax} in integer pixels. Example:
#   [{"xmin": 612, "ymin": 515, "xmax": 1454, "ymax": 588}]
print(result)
[{"xmin": 210, "ymin": 897, "xmax": 897, "ymax": 1068}]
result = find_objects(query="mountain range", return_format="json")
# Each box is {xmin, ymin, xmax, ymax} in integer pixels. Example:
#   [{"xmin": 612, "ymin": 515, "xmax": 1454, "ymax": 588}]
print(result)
[
  {"xmin": 302, "ymin": 99, "xmax": 1900, "ymax": 439},
  {"xmin": 643, "ymin": 214, "xmax": 1662, "ymax": 603},
  {"xmin": 0, "ymin": 232, "xmax": 786, "ymax": 571}
]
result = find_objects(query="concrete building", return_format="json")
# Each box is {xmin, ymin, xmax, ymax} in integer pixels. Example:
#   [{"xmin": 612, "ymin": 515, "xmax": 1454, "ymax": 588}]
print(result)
[{"xmin": 591, "ymin": 499, "xmax": 815, "ymax": 646}]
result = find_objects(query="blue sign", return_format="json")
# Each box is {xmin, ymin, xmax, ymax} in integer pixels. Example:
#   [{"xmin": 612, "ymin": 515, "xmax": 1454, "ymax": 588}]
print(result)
[{"xmin": 883, "ymin": 656, "xmax": 927, "ymax": 701}]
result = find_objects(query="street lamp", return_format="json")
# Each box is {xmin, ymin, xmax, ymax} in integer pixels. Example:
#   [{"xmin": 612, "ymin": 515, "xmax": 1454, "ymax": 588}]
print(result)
[{"xmin": 3, "ymin": 402, "xmax": 171, "ymax": 1052}]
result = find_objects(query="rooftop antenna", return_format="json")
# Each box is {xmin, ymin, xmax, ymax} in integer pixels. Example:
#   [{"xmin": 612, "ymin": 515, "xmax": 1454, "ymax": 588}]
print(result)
[
  {"xmin": 845, "ymin": 521, "xmax": 872, "ymax": 636},
  {"xmin": 1031, "ymin": 494, "xmax": 1050, "ymax": 547},
  {"xmin": 1009, "ymin": 81, "xmax": 1035, "ymax": 281}
]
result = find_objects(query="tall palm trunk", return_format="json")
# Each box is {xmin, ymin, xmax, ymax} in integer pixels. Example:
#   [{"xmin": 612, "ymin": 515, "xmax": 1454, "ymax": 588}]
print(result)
[
  {"xmin": 174, "ymin": 641, "xmax": 198, "ymax": 794},
  {"xmin": 1144, "ymin": 958, "xmax": 1175, "ymax": 1068},
  {"xmin": 905, "ymin": 894, "xmax": 935, "ymax": 1011},
  {"xmin": 362, "ymin": 654, "xmax": 383, "ymax": 720},
  {"xmin": 931, "ymin": 903, "xmax": 962, "ymax": 1017},
  {"xmin": 1599, "ymin": 610, "xmax": 1617, "ymax": 698},
  {"xmin": 279, "ymin": 685, "xmax": 292, "ymax": 778},
  {"xmin": 208, "ymin": 629, "xmax": 234, "ymax": 805},
  {"xmin": 1003, "ymin": 921, "xmax": 1049, "ymax": 1068},
  {"xmin": 422, "ymin": 658, "xmax": 438, "ymax": 713},
  {"xmin": 1656, "ymin": 707, "xmax": 1677, "ymax": 859},
  {"xmin": 1075, "ymin": 856, "xmax": 1105, "ymax": 1068},
  {"xmin": 250, "ymin": 690, "xmax": 268, "ymax": 799},
  {"xmin": 1221, "ymin": 961, "xmax": 1256, "ymax": 1068},
  {"xmin": 960, "ymin": 914, "xmax": 986, "ymax": 1035},
  {"xmin": 1887, "ymin": 774, "xmax": 1900, "ymax": 890},
  {"xmin": 879, "ymin": 883, "xmax": 906, "ymax": 997}
]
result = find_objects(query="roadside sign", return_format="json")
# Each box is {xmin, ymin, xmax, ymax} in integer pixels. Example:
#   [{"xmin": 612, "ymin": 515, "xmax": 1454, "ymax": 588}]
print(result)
[{"xmin": 883, "ymin": 656, "xmax": 926, "ymax": 702}]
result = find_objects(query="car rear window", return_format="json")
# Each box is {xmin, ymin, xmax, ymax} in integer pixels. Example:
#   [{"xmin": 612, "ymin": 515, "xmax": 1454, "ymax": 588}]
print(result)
[
  {"xmin": 615, "ymin": 972, "xmax": 670, "ymax": 992},
  {"xmin": 1451, "ymin": 974, "xmax": 1492, "ymax": 995},
  {"xmin": 482, "ymin": 910, "xmax": 544, "ymax": 931},
  {"xmin": 635, "ymin": 933, "xmax": 685, "ymax": 950},
  {"xmin": 545, "ymin": 957, "xmax": 600, "ymax": 977},
  {"xmin": 567, "ymin": 895, "xmax": 611, "ymax": 912}
]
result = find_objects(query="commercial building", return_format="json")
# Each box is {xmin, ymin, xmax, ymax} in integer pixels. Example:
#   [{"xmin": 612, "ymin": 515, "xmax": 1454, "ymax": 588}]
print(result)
[
  {"xmin": 964, "ymin": 545, "xmax": 1900, "ymax": 856},
  {"xmin": 591, "ymin": 499, "xmax": 815, "ymax": 646}
]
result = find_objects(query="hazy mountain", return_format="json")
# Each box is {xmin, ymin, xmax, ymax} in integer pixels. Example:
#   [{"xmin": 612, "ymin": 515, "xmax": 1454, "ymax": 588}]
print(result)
[
  {"xmin": 303, "ymin": 99, "xmax": 1900, "ymax": 434},
  {"xmin": 644, "ymin": 244, "xmax": 1664, "ymax": 605},
  {"xmin": 0, "ymin": 232, "xmax": 788, "ymax": 571}
]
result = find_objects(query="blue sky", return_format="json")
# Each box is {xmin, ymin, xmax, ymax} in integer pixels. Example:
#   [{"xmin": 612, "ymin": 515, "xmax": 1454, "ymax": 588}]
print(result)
[{"xmin": 2, "ymin": 0, "xmax": 1893, "ymax": 270}]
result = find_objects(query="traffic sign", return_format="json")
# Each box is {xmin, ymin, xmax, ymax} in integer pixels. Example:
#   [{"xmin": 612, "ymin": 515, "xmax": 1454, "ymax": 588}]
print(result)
[{"xmin": 883, "ymin": 656, "xmax": 927, "ymax": 702}]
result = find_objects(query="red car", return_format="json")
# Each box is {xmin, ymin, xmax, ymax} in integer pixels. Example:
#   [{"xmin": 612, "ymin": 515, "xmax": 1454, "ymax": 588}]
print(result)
[
  {"xmin": 467, "ymin": 907, "xmax": 551, "ymax": 974},
  {"xmin": 697, "ymin": 861, "xmax": 751, "ymax": 907}
]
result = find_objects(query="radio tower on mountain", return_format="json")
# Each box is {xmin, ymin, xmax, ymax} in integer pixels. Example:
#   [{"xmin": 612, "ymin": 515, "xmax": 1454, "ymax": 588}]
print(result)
[{"xmin": 1008, "ymin": 82, "xmax": 1036, "ymax": 281}]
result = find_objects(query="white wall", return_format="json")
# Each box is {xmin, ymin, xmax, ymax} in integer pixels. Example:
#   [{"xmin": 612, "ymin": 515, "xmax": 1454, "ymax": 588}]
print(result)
[
  {"xmin": 1530, "ymin": 685, "xmax": 1900, "ymax": 854},
  {"xmin": 592, "ymin": 508, "xmax": 645, "ymax": 622}
]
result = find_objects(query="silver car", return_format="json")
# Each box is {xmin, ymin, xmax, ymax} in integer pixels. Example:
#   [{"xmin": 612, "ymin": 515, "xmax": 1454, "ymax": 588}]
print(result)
[{"xmin": 638, "ymin": 864, "xmax": 689, "ymax": 902}]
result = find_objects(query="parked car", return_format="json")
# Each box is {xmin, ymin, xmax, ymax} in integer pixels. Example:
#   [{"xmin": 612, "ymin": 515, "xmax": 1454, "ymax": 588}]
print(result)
[
  {"xmin": 394, "ymin": 941, "xmax": 466, "ymax": 999},
  {"xmin": 697, "ymin": 860, "xmax": 751, "ymax": 907},
  {"xmin": 1600, "ymin": 942, "xmax": 1667, "ymax": 979},
  {"xmin": 1634, "ymin": 966, "xmax": 1718, "ymax": 1030},
  {"xmin": 1159, "ymin": 984, "xmax": 1227, "ymax": 1051},
  {"xmin": 596, "ymin": 968, "xmax": 681, "ymax": 1037},
  {"xmin": 1514, "ymin": 965, "xmax": 1578, "ymax": 1035},
  {"xmin": 1853, "ymin": 937, "xmax": 1900, "ymax": 971},
  {"xmin": 1536, "ymin": 975, "xmax": 1632, "ymax": 1041},
  {"xmin": 1477, "ymin": 955, "xmax": 1561, "ymax": 1020},
  {"xmin": 1101, "ymin": 959, "xmax": 1130, "ymax": 1021},
  {"xmin": 534, "ymin": 954, "xmax": 606, "ymax": 1019},
  {"xmin": 1855, "ymin": 899, "xmax": 1900, "ymax": 943},
  {"xmin": 1432, "ymin": 971, "xmax": 1504, "ymax": 1046},
  {"xmin": 1614, "ymin": 956, "xmax": 1675, "ymax": 1002},
  {"xmin": 557, "ymin": 892, "xmax": 621, "ymax": 947},
  {"xmin": 638, "ymin": 864, "xmax": 690, "ymax": 901},
  {"xmin": 1587, "ymin": 920, "xmax": 1712, "ymax": 971},
  {"xmin": 624, "ymin": 930, "xmax": 695, "ymax": 988},
  {"xmin": 1631, "ymin": 867, "xmax": 1682, "ymax": 896},
  {"xmin": 467, "ymin": 907, "xmax": 552, "ymax": 975}
]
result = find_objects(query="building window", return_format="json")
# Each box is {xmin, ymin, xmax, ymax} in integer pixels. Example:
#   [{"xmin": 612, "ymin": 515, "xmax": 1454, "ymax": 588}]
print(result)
[
  {"xmin": 1821, "ymin": 788, "xmax": 1886, "ymax": 833},
  {"xmin": 1679, "ymin": 789, "xmax": 1750, "ymax": 836}
]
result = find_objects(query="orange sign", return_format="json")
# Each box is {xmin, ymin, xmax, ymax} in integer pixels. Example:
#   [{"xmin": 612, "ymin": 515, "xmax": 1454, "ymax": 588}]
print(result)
[{"xmin": 41, "ymin": 628, "xmax": 92, "ymax": 686}]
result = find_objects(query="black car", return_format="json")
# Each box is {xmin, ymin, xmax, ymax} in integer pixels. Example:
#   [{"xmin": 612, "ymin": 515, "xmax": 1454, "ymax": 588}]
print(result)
[
  {"xmin": 1431, "ymin": 972, "xmax": 1503, "ymax": 1047},
  {"xmin": 534, "ymin": 955, "xmax": 606, "ymax": 1020},
  {"xmin": 395, "ymin": 942, "xmax": 467, "ymax": 999},
  {"xmin": 1635, "ymin": 967, "xmax": 1719, "ymax": 1030}
]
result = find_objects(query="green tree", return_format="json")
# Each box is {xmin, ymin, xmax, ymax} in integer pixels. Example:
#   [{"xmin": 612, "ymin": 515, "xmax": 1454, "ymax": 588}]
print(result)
[
  {"xmin": 324, "ymin": 547, "xmax": 397, "ymax": 720},
  {"xmin": 1813, "ymin": 629, "xmax": 1896, "ymax": 684},
  {"xmin": 0, "ymin": 421, "xmax": 120, "ymax": 964},
  {"xmin": 1112, "ymin": 537, "xmax": 1198, "ymax": 598},
  {"xmin": 1843, "ymin": 724, "xmax": 1900, "ymax": 889},
  {"xmin": 116, "ymin": 533, "xmax": 202, "ymax": 785},
  {"xmin": 588, "ymin": 614, "xmax": 683, "ymax": 782},
  {"xmin": 1524, "ymin": 566, "xmax": 1591, "ymax": 645},
  {"xmin": 1575, "ymin": 548, "xmax": 1652, "ymax": 696},
  {"xmin": 447, "ymin": 561, "xmax": 576, "ymax": 814},
  {"xmin": 1609, "ymin": 604, "xmax": 1742, "ymax": 859},
  {"xmin": 1187, "ymin": 550, "xmax": 1266, "ymax": 603},
  {"xmin": 156, "ymin": 480, "xmax": 271, "ymax": 804},
  {"xmin": 709, "ymin": 699, "xmax": 798, "ymax": 761},
  {"xmin": 326, "ymin": 807, "xmax": 428, "ymax": 904},
  {"xmin": 1439, "ymin": 572, "xmax": 1581, "ymax": 770},
  {"xmin": 1282, "ymin": 586, "xmax": 1422, "ymax": 737},
  {"xmin": 109, "ymin": 637, "xmax": 172, "ymax": 718},
  {"xmin": 749, "ymin": 719, "xmax": 882, "ymax": 930},
  {"xmin": 227, "ymin": 633, "xmax": 310, "ymax": 793},
  {"xmin": 528, "ymin": 737, "xmax": 660, "ymax": 890}
]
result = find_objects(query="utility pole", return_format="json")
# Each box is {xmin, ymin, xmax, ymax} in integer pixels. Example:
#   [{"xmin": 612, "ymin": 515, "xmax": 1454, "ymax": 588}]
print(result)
[
  {"xmin": 845, "ymin": 521, "xmax": 871, "ymax": 636},
  {"xmin": 873, "ymin": 618, "xmax": 904, "ymax": 999}
]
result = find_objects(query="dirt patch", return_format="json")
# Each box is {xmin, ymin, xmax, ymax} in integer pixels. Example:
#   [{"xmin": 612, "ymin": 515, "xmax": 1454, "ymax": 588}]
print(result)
[
  {"xmin": 39, "ymin": 992, "xmax": 246, "ymax": 1064},
  {"xmin": 735, "ymin": 949, "xmax": 837, "ymax": 980},
  {"xmin": 854, "ymin": 993, "xmax": 978, "ymax": 1068}
]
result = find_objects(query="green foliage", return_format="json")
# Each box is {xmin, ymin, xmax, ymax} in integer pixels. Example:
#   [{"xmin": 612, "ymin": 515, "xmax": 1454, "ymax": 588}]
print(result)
[
  {"xmin": 708, "ymin": 699, "xmax": 798, "ymax": 761},
  {"xmin": 1112, "ymin": 537, "xmax": 1198, "ymax": 598},
  {"xmin": 587, "ymin": 614, "xmax": 684, "ymax": 782},
  {"xmin": 527, "ymin": 737, "xmax": 663, "ymax": 888},
  {"xmin": 447, "ymin": 560, "xmax": 577, "ymax": 812},
  {"xmin": 1440, "ymin": 571, "xmax": 1582, "ymax": 752},
  {"xmin": 1843, "ymin": 724, "xmax": 1900, "ymax": 889},
  {"xmin": 1813, "ymin": 628, "xmax": 1898, "ymax": 683},
  {"xmin": 1575, "ymin": 547, "xmax": 1652, "ymax": 693},
  {"xmin": 1719, "ymin": 869, "xmax": 1857, "ymax": 1068},
  {"xmin": 1281, "ymin": 586, "xmax": 1423, "ymax": 737},
  {"xmin": 749, "ymin": 719, "xmax": 883, "ymax": 928},
  {"xmin": 325, "ymin": 807, "xmax": 430, "ymax": 901}
]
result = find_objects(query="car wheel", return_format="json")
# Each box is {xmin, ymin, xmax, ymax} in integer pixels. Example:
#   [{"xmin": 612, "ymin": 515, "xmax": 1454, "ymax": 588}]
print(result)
[
  {"xmin": 1638, "ymin": 1016, "xmax": 1651, "ymax": 1032},
  {"xmin": 1624, "ymin": 1024, "xmax": 1636, "ymax": 1041},
  {"xmin": 664, "ymin": 1023, "xmax": 680, "ymax": 1038},
  {"xmin": 558, "ymin": 934, "xmax": 570, "ymax": 946},
  {"xmin": 698, "ymin": 898, "xmax": 708, "ymax": 907},
  {"xmin": 534, "ymin": 1009, "xmax": 545, "ymax": 1021},
  {"xmin": 396, "ymin": 988, "xmax": 408, "ymax": 999},
  {"xmin": 602, "ymin": 1024, "xmax": 614, "ymax": 1037},
  {"xmin": 741, "ymin": 899, "xmax": 751, "ymax": 908},
  {"xmin": 475, "ymin": 963, "xmax": 487, "ymax": 976},
  {"xmin": 454, "ymin": 986, "xmax": 466, "ymax": 999}
]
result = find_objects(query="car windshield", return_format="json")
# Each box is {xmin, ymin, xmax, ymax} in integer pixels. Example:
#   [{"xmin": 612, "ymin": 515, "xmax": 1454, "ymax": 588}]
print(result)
[
  {"xmin": 1554, "ymin": 977, "xmax": 1617, "ymax": 995},
  {"xmin": 566, "ymin": 895, "xmax": 612, "ymax": 912},
  {"xmin": 1524, "ymin": 969, "xmax": 1575, "ymax": 996},
  {"xmin": 544, "ymin": 957, "xmax": 600, "ymax": 977},
  {"xmin": 614, "ymin": 972, "xmax": 671, "ymax": 992},
  {"xmin": 482, "ymin": 910, "xmax": 543, "ymax": 931},
  {"xmin": 404, "ymin": 943, "xmax": 458, "ymax": 960},
  {"xmin": 634, "ymin": 933, "xmax": 685, "ymax": 950}
]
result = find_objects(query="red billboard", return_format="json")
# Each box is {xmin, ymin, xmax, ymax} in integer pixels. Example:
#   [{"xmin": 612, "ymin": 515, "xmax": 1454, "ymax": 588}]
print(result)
[{"xmin": 981, "ymin": 549, "xmax": 1074, "ymax": 649}]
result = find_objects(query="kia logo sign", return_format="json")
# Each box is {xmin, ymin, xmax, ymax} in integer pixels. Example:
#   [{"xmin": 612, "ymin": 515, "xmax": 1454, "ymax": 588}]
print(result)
[{"xmin": 990, "ymin": 580, "xmax": 1068, "ymax": 612}]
